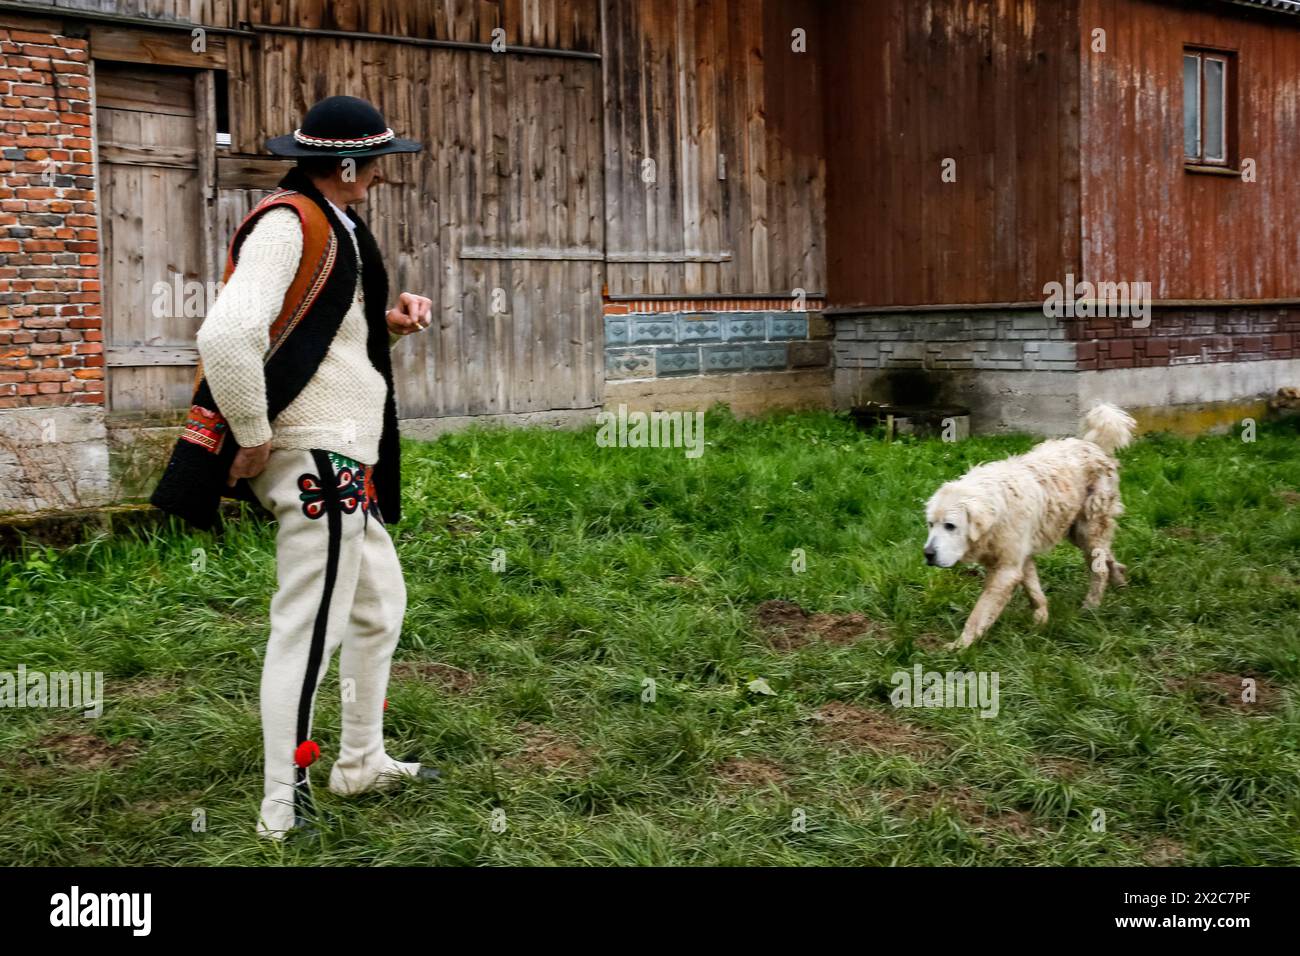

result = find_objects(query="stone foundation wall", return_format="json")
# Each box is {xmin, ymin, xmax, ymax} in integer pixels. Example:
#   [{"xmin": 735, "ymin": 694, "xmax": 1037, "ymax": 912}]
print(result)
[
  {"xmin": 0, "ymin": 405, "xmax": 110, "ymax": 512},
  {"xmin": 833, "ymin": 307, "xmax": 1300, "ymax": 435}
]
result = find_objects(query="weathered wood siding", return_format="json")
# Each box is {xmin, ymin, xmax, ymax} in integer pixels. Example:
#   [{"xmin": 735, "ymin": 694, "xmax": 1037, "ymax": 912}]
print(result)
[
  {"xmin": 823, "ymin": 0, "xmax": 1082, "ymax": 308},
  {"xmin": 1080, "ymin": 0, "xmax": 1300, "ymax": 300},
  {"xmin": 72, "ymin": 0, "xmax": 827, "ymax": 420},
  {"xmin": 71, "ymin": 0, "xmax": 605, "ymax": 420},
  {"xmin": 95, "ymin": 63, "xmax": 209, "ymax": 414},
  {"xmin": 38, "ymin": 0, "xmax": 233, "ymax": 24},
  {"xmin": 601, "ymin": 0, "xmax": 826, "ymax": 297},
  {"xmin": 44, "ymin": 0, "xmax": 598, "ymax": 48},
  {"xmin": 222, "ymin": 30, "xmax": 604, "ymax": 419}
]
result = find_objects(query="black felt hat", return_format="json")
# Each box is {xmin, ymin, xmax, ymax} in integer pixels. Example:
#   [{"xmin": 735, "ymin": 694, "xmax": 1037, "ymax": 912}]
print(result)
[{"xmin": 265, "ymin": 95, "xmax": 422, "ymax": 158}]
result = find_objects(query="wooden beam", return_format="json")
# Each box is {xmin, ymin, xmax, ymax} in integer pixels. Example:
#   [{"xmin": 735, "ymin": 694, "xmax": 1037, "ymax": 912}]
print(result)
[
  {"xmin": 195, "ymin": 70, "xmax": 218, "ymax": 285},
  {"xmin": 460, "ymin": 246, "xmax": 605, "ymax": 262},
  {"xmin": 106, "ymin": 346, "xmax": 199, "ymax": 368},
  {"xmin": 250, "ymin": 23, "xmax": 599, "ymax": 60},
  {"xmin": 217, "ymin": 155, "xmax": 292, "ymax": 190},
  {"xmin": 606, "ymin": 251, "xmax": 734, "ymax": 263},
  {"xmin": 98, "ymin": 142, "xmax": 197, "ymax": 170},
  {"xmin": 0, "ymin": 10, "xmax": 61, "ymax": 32},
  {"xmin": 89, "ymin": 24, "xmax": 227, "ymax": 70}
]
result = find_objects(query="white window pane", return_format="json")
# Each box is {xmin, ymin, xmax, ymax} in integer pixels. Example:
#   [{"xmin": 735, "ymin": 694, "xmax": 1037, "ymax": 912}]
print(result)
[
  {"xmin": 1183, "ymin": 54, "xmax": 1201, "ymax": 159},
  {"xmin": 1204, "ymin": 57, "xmax": 1226, "ymax": 161}
]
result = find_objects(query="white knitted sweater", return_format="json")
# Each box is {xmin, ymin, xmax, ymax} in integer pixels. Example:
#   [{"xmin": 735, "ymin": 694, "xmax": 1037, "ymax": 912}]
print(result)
[{"xmin": 195, "ymin": 207, "xmax": 391, "ymax": 465}]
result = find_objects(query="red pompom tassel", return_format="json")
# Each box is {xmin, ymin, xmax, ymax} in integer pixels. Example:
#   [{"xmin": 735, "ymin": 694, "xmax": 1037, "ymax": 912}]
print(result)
[
  {"xmin": 383, "ymin": 698, "xmax": 389, "ymax": 711},
  {"xmin": 294, "ymin": 740, "xmax": 320, "ymax": 768}
]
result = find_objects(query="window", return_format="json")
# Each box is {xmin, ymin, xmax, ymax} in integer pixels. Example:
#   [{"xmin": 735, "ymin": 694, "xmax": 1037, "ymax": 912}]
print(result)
[
  {"xmin": 214, "ymin": 69, "xmax": 231, "ymax": 148},
  {"xmin": 1183, "ymin": 48, "xmax": 1234, "ymax": 167}
]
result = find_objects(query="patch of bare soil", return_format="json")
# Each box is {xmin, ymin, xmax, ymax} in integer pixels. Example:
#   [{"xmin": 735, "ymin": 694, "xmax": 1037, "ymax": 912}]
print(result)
[
  {"xmin": 714, "ymin": 757, "xmax": 788, "ymax": 791},
  {"xmin": 1163, "ymin": 526, "xmax": 1198, "ymax": 539},
  {"xmin": 1275, "ymin": 490, "xmax": 1300, "ymax": 507},
  {"xmin": 18, "ymin": 732, "xmax": 141, "ymax": 772},
  {"xmin": 391, "ymin": 661, "xmax": 478, "ymax": 694},
  {"xmin": 444, "ymin": 513, "xmax": 482, "ymax": 537},
  {"xmin": 130, "ymin": 789, "xmax": 204, "ymax": 818},
  {"xmin": 501, "ymin": 722, "xmax": 590, "ymax": 773},
  {"xmin": 914, "ymin": 633, "xmax": 949, "ymax": 652},
  {"xmin": 1166, "ymin": 672, "xmax": 1281, "ymax": 714},
  {"xmin": 886, "ymin": 787, "xmax": 1046, "ymax": 839},
  {"xmin": 119, "ymin": 676, "xmax": 181, "ymax": 699},
  {"xmin": 810, "ymin": 702, "xmax": 946, "ymax": 759},
  {"xmin": 756, "ymin": 599, "xmax": 880, "ymax": 651},
  {"xmin": 1142, "ymin": 837, "xmax": 1187, "ymax": 866},
  {"xmin": 1034, "ymin": 756, "xmax": 1090, "ymax": 781}
]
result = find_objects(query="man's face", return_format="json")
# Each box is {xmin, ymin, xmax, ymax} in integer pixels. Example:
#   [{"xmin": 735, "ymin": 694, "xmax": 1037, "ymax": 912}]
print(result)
[{"xmin": 335, "ymin": 158, "xmax": 383, "ymax": 204}]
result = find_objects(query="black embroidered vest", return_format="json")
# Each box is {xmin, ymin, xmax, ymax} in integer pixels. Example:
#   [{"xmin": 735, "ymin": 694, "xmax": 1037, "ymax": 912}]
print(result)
[{"xmin": 150, "ymin": 168, "xmax": 401, "ymax": 531}]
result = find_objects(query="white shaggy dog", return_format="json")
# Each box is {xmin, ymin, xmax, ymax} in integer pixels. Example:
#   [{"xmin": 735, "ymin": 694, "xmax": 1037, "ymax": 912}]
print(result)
[{"xmin": 924, "ymin": 403, "xmax": 1137, "ymax": 649}]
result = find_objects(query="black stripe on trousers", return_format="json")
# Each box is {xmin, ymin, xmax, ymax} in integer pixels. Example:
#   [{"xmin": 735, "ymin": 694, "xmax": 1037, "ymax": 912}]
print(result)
[{"xmin": 294, "ymin": 449, "xmax": 344, "ymax": 822}]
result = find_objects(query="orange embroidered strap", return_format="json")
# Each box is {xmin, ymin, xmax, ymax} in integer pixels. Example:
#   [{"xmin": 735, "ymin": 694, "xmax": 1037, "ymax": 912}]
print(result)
[
  {"xmin": 178, "ymin": 403, "xmax": 228, "ymax": 453},
  {"xmin": 189, "ymin": 191, "xmax": 339, "ymax": 393}
]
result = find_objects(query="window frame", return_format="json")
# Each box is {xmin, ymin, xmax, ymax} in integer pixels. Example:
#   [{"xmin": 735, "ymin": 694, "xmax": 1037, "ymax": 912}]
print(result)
[{"xmin": 1183, "ymin": 46, "xmax": 1238, "ymax": 173}]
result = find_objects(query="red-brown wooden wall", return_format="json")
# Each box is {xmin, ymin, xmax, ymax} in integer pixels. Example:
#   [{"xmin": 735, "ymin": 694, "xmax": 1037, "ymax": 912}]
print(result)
[
  {"xmin": 1080, "ymin": 0, "xmax": 1300, "ymax": 300},
  {"xmin": 825, "ymin": 0, "xmax": 1300, "ymax": 309},
  {"xmin": 823, "ymin": 0, "xmax": 1083, "ymax": 308}
]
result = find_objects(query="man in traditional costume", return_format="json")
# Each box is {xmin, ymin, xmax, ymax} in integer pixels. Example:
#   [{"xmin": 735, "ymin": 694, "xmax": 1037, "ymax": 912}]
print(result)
[{"xmin": 152, "ymin": 95, "xmax": 436, "ymax": 838}]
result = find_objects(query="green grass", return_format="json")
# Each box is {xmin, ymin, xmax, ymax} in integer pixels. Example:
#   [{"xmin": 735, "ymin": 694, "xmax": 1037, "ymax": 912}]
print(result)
[{"xmin": 2, "ymin": 408, "xmax": 1299, "ymax": 865}]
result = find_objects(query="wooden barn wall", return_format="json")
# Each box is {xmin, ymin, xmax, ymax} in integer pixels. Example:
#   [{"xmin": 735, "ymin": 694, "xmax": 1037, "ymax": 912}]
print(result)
[
  {"xmin": 601, "ymin": 0, "xmax": 826, "ymax": 297},
  {"xmin": 41, "ymin": 0, "xmax": 598, "ymax": 49},
  {"xmin": 1079, "ymin": 0, "xmax": 1300, "ymax": 300},
  {"xmin": 222, "ymin": 30, "xmax": 604, "ymax": 419},
  {"xmin": 823, "ymin": 0, "xmax": 1082, "ymax": 308}
]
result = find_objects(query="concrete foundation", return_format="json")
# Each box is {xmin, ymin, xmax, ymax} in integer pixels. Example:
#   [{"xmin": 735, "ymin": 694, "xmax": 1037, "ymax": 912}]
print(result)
[
  {"xmin": 834, "ymin": 309, "xmax": 1300, "ymax": 436},
  {"xmin": 0, "ymin": 406, "xmax": 113, "ymax": 513}
]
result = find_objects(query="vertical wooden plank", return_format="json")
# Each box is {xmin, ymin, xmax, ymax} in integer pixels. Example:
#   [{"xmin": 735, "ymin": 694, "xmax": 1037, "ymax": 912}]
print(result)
[{"xmin": 194, "ymin": 69, "xmax": 218, "ymax": 285}]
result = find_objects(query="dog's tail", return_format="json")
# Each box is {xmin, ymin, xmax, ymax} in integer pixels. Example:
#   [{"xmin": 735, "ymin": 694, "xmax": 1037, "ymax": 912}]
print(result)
[{"xmin": 1081, "ymin": 402, "xmax": 1137, "ymax": 456}]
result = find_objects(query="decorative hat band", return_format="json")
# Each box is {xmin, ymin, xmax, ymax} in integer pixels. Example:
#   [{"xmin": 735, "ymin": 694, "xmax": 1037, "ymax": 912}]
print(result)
[{"xmin": 292, "ymin": 128, "xmax": 396, "ymax": 148}]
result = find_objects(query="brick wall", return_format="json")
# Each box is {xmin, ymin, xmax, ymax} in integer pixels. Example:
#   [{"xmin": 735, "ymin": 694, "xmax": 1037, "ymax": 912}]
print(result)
[
  {"xmin": 0, "ymin": 27, "xmax": 101, "ymax": 410},
  {"xmin": 1067, "ymin": 309, "xmax": 1300, "ymax": 370}
]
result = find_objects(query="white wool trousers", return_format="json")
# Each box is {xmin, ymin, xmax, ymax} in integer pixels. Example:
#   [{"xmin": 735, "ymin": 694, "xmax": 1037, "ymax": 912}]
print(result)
[{"xmin": 247, "ymin": 447, "xmax": 412, "ymax": 837}]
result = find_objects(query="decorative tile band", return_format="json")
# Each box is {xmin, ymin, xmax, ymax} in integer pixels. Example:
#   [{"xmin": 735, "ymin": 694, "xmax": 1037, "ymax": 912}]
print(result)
[{"xmin": 604, "ymin": 309, "xmax": 830, "ymax": 381}]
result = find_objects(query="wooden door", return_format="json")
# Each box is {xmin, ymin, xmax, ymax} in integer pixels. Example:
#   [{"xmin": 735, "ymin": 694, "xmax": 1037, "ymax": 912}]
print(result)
[{"xmin": 96, "ymin": 62, "xmax": 210, "ymax": 417}]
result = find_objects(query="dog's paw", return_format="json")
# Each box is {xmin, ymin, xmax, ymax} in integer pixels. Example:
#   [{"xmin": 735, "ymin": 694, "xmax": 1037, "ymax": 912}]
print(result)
[
  {"xmin": 1109, "ymin": 563, "xmax": 1128, "ymax": 587},
  {"xmin": 1033, "ymin": 607, "xmax": 1050, "ymax": 626}
]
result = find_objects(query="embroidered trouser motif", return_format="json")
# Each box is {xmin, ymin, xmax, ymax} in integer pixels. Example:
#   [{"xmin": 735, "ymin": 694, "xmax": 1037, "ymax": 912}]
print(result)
[{"xmin": 248, "ymin": 448, "xmax": 415, "ymax": 838}]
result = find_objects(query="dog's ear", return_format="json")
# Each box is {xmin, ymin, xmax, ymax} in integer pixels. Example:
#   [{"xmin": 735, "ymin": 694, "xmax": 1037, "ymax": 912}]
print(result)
[{"xmin": 963, "ymin": 498, "xmax": 995, "ymax": 544}]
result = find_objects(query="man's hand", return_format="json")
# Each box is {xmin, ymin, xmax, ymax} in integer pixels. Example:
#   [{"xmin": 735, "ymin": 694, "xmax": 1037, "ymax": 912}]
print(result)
[
  {"xmin": 386, "ymin": 292, "xmax": 433, "ymax": 335},
  {"xmin": 227, "ymin": 441, "xmax": 272, "ymax": 487}
]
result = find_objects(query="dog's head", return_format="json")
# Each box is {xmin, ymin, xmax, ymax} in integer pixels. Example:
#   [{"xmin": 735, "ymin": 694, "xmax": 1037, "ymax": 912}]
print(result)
[{"xmin": 924, "ymin": 485, "xmax": 994, "ymax": 567}]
